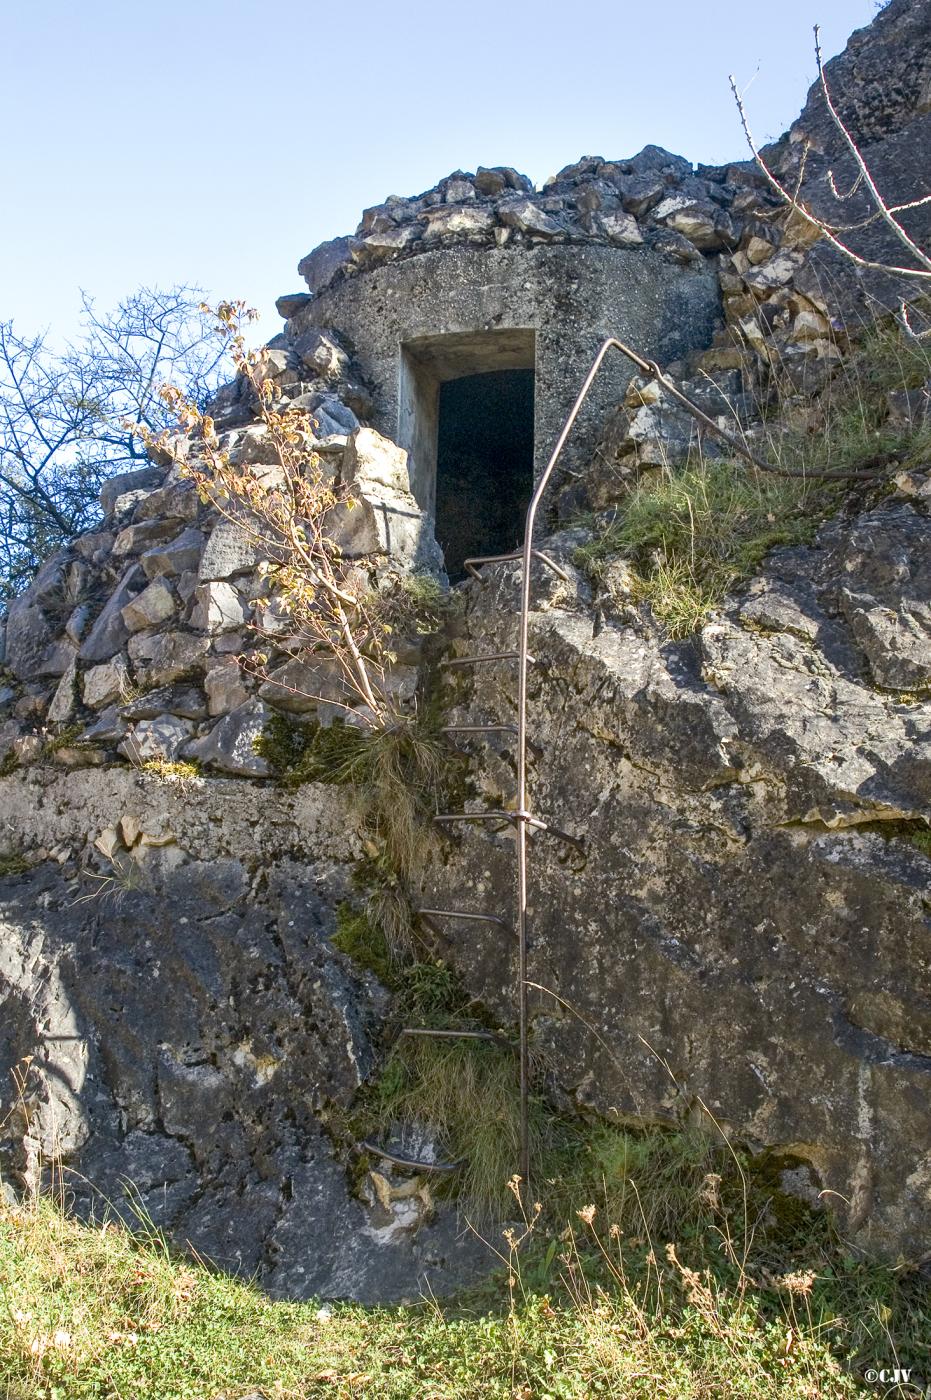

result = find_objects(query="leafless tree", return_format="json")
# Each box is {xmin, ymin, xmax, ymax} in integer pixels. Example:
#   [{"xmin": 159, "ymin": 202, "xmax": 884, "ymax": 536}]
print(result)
[{"xmin": 0, "ymin": 285, "xmax": 225, "ymax": 597}]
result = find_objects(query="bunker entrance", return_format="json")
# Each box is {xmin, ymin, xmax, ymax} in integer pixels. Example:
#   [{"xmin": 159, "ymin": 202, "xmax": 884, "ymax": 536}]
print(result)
[{"xmin": 435, "ymin": 369, "xmax": 535, "ymax": 582}]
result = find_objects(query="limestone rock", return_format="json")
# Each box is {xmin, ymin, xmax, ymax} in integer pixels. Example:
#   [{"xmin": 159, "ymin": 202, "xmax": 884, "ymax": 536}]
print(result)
[
  {"xmin": 140, "ymin": 529, "xmax": 204, "ymax": 580},
  {"xmin": 100, "ymin": 467, "xmax": 163, "ymax": 516},
  {"xmin": 120, "ymin": 579, "xmax": 176, "ymax": 634},
  {"xmin": 5, "ymin": 597, "xmax": 73, "ymax": 680},
  {"xmin": 121, "ymin": 685, "xmax": 207, "ymax": 721},
  {"xmin": 421, "ymin": 206, "xmax": 495, "ymax": 242},
  {"xmin": 496, "ymin": 197, "xmax": 563, "ymax": 238},
  {"xmin": 258, "ymin": 657, "xmax": 346, "ymax": 714},
  {"xmin": 79, "ymin": 561, "xmax": 145, "ymax": 664},
  {"xmin": 832, "ymin": 505, "xmax": 931, "ymax": 690},
  {"xmin": 120, "ymin": 715, "xmax": 194, "ymax": 764},
  {"xmin": 186, "ymin": 699, "xmax": 271, "ymax": 776},
  {"xmin": 127, "ymin": 631, "xmax": 209, "ymax": 688},
  {"xmin": 112, "ymin": 518, "xmax": 179, "ymax": 557},
  {"xmin": 204, "ymin": 658, "xmax": 252, "ymax": 716},
  {"xmin": 199, "ymin": 522, "xmax": 258, "ymax": 582},
  {"xmin": 298, "ymin": 235, "xmax": 364, "ymax": 296},
  {"xmin": 342, "ymin": 427, "xmax": 411, "ymax": 494},
  {"xmin": 189, "ymin": 581, "xmax": 249, "ymax": 634},
  {"xmin": 83, "ymin": 657, "xmax": 131, "ymax": 710},
  {"xmin": 290, "ymin": 328, "xmax": 350, "ymax": 381},
  {"xmin": 47, "ymin": 658, "xmax": 78, "ymax": 725}
]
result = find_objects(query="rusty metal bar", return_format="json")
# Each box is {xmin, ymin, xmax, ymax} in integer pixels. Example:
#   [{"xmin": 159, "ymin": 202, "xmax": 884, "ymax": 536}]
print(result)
[
  {"xmin": 416, "ymin": 908, "xmax": 513, "ymax": 934},
  {"xmin": 464, "ymin": 547, "xmax": 570, "ymax": 582},
  {"xmin": 441, "ymin": 651, "xmax": 535, "ymax": 668},
  {"xmin": 360, "ymin": 1141, "xmax": 464, "ymax": 1174}
]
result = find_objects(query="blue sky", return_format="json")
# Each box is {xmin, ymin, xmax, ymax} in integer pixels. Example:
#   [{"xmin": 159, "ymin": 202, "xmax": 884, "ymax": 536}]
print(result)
[{"xmin": 1, "ymin": 0, "xmax": 878, "ymax": 345}]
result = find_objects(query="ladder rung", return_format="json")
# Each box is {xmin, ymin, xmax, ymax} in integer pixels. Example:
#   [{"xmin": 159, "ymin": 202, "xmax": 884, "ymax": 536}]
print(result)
[
  {"xmin": 400, "ymin": 1027, "xmax": 498, "ymax": 1042},
  {"xmin": 442, "ymin": 651, "xmax": 535, "ymax": 668},
  {"xmin": 441, "ymin": 725, "xmax": 543, "ymax": 759},
  {"xmin": 361, "ymin": 1140, "xmax": 464, "ymax": 1174},
  {"xmin": 434, "ymin": 810, "xmax": 585, "ymax": 854},
  {"xmin": 463, "ymin": 548, "xmax": 570, "ymax": 583},
  {"xmin": 417, "ymin": 908, "xmax": 513, "ymax": 933}
]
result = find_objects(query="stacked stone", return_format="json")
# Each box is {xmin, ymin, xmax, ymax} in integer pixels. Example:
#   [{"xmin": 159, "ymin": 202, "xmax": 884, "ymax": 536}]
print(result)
[
  {"xmin": 583, "ymin": 185, "xmax": 850, "ymax": 502},
  {"xmin": 0, "ymin": 333, "xmax": 437, "ymax": 778},
  {"xmin": 285, "ymin": 146, "xmax": 777, "ymax": 305}
]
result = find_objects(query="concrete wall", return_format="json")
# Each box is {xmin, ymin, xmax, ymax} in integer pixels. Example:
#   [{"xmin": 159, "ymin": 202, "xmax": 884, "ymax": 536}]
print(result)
[{"xmin": 290, "ymin": 244, "xmax": 721, "ymax": 516}]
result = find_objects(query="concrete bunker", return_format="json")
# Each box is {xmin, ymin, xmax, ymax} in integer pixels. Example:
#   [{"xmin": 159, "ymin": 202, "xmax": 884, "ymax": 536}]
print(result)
[{"xmin": 399, "ymin": 329, "xmax": 535, "ymax": 579}]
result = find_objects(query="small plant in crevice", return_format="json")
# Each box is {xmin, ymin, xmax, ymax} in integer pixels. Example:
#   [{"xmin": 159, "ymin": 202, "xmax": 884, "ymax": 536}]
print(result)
[
  {"xmin": 0, "ymin": 852, "xmax": 30, "ymax": 877},
  {"xmin": 259, "ymin": 711, "xmax": 463, "ymax": 961}
]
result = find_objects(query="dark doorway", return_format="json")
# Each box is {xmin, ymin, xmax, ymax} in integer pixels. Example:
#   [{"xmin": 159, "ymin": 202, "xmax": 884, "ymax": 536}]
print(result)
[{"xmin": 434, "ymin": 369, "xmax": 535, "ymax": 583}]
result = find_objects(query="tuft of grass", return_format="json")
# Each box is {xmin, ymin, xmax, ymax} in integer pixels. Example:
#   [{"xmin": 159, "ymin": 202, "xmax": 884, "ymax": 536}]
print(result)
[
  {"xmin": 581, "ymin": 314, "xmax": 931, "ymax": 639},
  {"xmin": 576, "ymin": 458, "xmax": 829, "ymax": 637},
  {"xmin": 0, "ymin": 852, "xmax": 30, "ymax": 877},
  {"xmin": 260, "ymin": 715, "xmax": 458, "ymax": 960},
  {"xmin": 331, "ymin": 902, "xmax": 393, "ymax": 983}
]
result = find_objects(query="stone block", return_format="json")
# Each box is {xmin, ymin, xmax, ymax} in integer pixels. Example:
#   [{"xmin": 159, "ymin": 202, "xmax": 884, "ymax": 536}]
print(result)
[
  {"xmin": 83, "ymin": 656, "xmax": 131, "ymax": 709},
  {"xmin": 121, "ymin": 579, "xmax": 176, "ymax": 633}
]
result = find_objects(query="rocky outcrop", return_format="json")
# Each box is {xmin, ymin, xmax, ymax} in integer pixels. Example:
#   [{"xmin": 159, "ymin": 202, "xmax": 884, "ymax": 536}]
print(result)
[
  {"xmin": 428, "ymin": 491, "xmax": 931, "ymax": 1257},
  {"xmin": 0, "ymin": 772, "xmax": 493, "ymax": 1301}
]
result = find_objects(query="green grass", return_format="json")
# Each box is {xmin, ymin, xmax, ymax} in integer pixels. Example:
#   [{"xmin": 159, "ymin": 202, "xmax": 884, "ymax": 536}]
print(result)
[
  {"xmin": 0, "ymin": 851, "xmax": 30, "ymax": 877},
  {"xmin": 580, "ymin": 315, "xmax": 931, "ymax": 638},
  {"xmin": 576, "ymin": 458, "xmax": 828, "ymax": 638},
  {"xmin": 259, "ymin": 716, "xmax": 460, "ymax": 960},
  {"xmin": 1, "ymin": 1171, "xmax": 927, "ymax": 1400},
  {"xmin": 139, "ymin": 758, "xmax": 202, "ymax": 782}
]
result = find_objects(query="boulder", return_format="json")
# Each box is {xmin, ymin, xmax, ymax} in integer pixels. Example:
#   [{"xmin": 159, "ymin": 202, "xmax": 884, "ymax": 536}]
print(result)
[
  {"xmin": 186, "ymin": 699, "xmax": 271, "ymax": 776},
  {"xmin": 100, "ymin": 467, "xmax": 163, "ymax": 516},
  {"xmin": 120, "ymin": 579, "xmax": 176, "ymax": 633},
  {"xmin": 258, "ymin": 657, "xmax": 346, "ymax": 714},
  {"xmin": 199, "ymin": 522, "xmax": 258, "ymax": 582},
  {"xmin": 496, "ymin": 197, "xmax": 563, "ymax": 238},
  {"xmin": 120, "ymin": 715, "xmax": 194, "ymax": 763},
  {"xmin": 4, "ymin": 597, "xmax": 74, "ymax": 680},
  {"xmin": 140, "ymin": 529, "xmax": 205, "ymax": 580},
  {"xmin": 290, "ymin": 329, "xmax": 351, "ymax": 381},
  {"xmin": 47, "ymin": 658, "xmax": 78, "ymax": 725},
  {"xmin": 83, "ymin": 656, "xmax": 131, "ymax": 709},
  {"xmin": 127, "ymin": 631, "xmax": 209, "ymax": 688},
  {"xmin": 121, "ymin": 685, "xmax": 207, "ymax": 721},
  {"xmin": 112, "ymin": 519, "xmax": 180, "ymax": 557},
  {"xmin": 342, "ymin": 427, "xmax": 411, "ymax": 494},
  {"xmin": 204, "ymin": 657, "xmax": 252, "ymax": 716},
  {"xmin": 79, "ymin": 565, "xmax": 145, "ymax": 664},
  {"xmin": 297, "ymin": 235, "xmax": 365, "ymax": 296},
  {"xmin": 189, "ymin": 581, "xmax": 249, "ymax": 634},
  {"xmin": 421, "ymin": 206, "xmax": 495, "ymax": 242}
]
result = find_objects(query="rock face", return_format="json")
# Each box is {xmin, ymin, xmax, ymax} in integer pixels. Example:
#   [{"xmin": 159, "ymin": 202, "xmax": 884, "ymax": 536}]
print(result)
[
  {"xmin": 429, "ymin": 495, "xmax": 931, "ymax": 1257},
  {"xmin": 0, "ymin": 774, "xmax": 493, "ymax": 1302}
]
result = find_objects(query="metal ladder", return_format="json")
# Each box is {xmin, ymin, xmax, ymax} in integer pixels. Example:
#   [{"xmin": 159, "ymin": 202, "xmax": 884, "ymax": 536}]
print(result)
[{"xmin": 364, "ymin": 336, "xmax": 760, "ymax": 1186}]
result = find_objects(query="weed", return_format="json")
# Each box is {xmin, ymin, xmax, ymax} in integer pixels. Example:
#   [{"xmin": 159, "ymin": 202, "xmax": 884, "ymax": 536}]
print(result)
[
  {"xmin": 579, "ymin": 315, "xmax": 931, "ymax": 638},
  {"xmin": 259, "ymin": 714, "xmax": 458, "ymax": 959},
  {"xmin": 0, "ymin": 852, "xmax": 30, "ymax": 877},
  {"xmin": 576, "ymin": 457, "xmax": 829, "ymax": 637},
  {"xmin": 331, "ymin": 902, "xmax": 393, "ymax": 983},
  {"xmin": 42, "ymin": 722, "xmax": 84, "ymax": 756}
]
